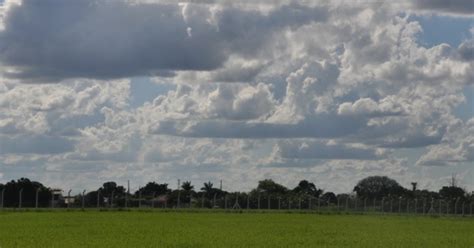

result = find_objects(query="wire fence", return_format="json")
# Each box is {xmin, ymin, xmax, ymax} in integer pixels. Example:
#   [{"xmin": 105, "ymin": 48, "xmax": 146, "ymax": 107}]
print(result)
[{"xmin": 1, "ymin": 189, "xmax": 473, "ymax": 217}]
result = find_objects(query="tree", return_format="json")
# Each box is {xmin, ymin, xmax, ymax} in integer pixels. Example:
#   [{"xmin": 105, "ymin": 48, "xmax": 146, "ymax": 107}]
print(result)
[
  {"xmin": 292, "ymin": 180, "xmax": 323, "ymax": 197},
  {"xmin": 84, "ymin": 190, "xmax": 104, "ymax": 207},
  {"xmin": 255, "ymin": 179, "xmax": 288, "ymax": 196},
  {"xmin": 439, "ymin": 186, "xmax": 465, "ymax": 200},
  {"xmin": 321, "ymin": 192, "xmax": 337, "ymax": 204},
  {"xmin": 181, "ymin": 181, "xmax": 194, "ymax": 192},
  {"xmin": 100, "ymin": 182, "xmax": 126, "ymax": 197},
  {"xmin": 353, "ymin": 176, "xmax": 407, "ymax": 199},
  {"xmin": 201, "ymin": 181, "xmax": 213, "ymax": 195},
  {"xmin": 137, "ymin": 182, "xmax": 170, "ymax": 197},
  {"xmin": 1, "ymin": 178, "xmax": 51, "ymax": 207},
  {"xmin": 411, "ymin": 182, "xmax": 417, "ymax": 192}
]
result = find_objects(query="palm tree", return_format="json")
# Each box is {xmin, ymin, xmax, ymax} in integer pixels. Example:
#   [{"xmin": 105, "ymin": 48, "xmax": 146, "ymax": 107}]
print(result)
[
  {"xmin": 201, "ymin": 181, "xmax": 214, "ymax": 198},
  {"xmin": 181, "ymin": 181, "xmax": 194, "ymax": 192}
]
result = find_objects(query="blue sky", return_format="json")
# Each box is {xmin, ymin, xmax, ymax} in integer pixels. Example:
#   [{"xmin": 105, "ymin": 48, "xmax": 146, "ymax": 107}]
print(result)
[{"xmin": 0, "ymin": 0, "xmax": 473, "ymax": 193}]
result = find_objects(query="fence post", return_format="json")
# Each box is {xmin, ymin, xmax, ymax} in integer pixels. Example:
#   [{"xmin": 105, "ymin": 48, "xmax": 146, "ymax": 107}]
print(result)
[
  {"xmin": 364, "ymin": 198, "xmax": 367, "ymax": 212},
  {"xmin": 125, "ymin": 190, "xmax": 128, "ymax": 209},
  {"xmin": 189, "ymin": 192, "xmax": 193, "ymax": 208},
  {"xmin": 345, "ymin": 197, "xmax": 349, "ymax": 212},
  {"xmin": 354, "ymin": 198, "xmax": 358, "ymax": 212},
  {"xmin": 224, "ymin": 195, "xmax": 228, "ymax": 209},
  {"xmin": 97, "ymin": 190, "xmax": 101, "ymax": 209},
  {"xmin": 423, "ymin": 198, "xmax": 426, "ymax": 215},
  {"xmin": 381, "ymin": 197, "xmax": 385, "ymax": 213},
  {"xmin": 288, "ymin": 199, "xmax": 291, "ymax": 210},
  {"xmin": 0, "ymin": 188, "xmax": 5, "ymax": 209},
  {"xmin": 454, "ymin": 198, "xmax": 459, "ymax": 215},
  {"xmin": 110, "ymin": 191, "xmax": 114, "ymax": 208},
  {"xmin": 246, "ymin": 194, "xmax": 250, "ymax": 209},
  {"xmin": 406, "ymin": 199, "xmax": 409, "ymax": 213},
  {"xmin": 278, "ymin": 197, "xmax": 281, "ymax": 210},
  {"xmin": 19, "ymin": 188, "xmax": 23, "ymax": 209},
  {"xmin": 309, "ymin": 197, "xmax": 312, "ymax": 210},
  {"xmin": 267, "ymin": 196, "xmax": 271, "ymax": 210},
  {"xmin": 462, "ymin": 202, "xmax": 465, "ymax": 216},
  {"xmin": 138, "ymin": 189, "xmax": 142, "ymax": 208},
  {"xmin": 82, "ymin": 190, "xmax": 86, "ymax": 210},
  {"xmin": 398, "ymin": 197, "xmax": 402, "ymax": 213},
  {"xmin": 299, "ymin": 198, "xmax": 302, "ymax": 210},
  {"xmin": 414, "ymin": 199, "xmax": 418, "ymax": 214},
  {"xmin": 213, "ymin": 194, "xmax": 217, "ymax": 208},
  {"xmin": 35, "ymin": 188, "xmax": 40, "ymax": 209},
  {"xmin": 51, "ymin": 191, "xmax": 55, "ymax": 209},
  {"xmin": 470, "ymin": 203, "xmax": 473, "ymax": 216},
  {"xmin": 439, "ymin": 200, "xmax": 442, "ymax": 216},
  {"xmin": 447, "ymin": 200, "xmax": 450, "ymax": 215},
  {"xmin": 152, "ymin": 192, "xmax": 156, "ymax": 209},
  {"xmin": 257, "ymin": 195, "xmax": 260, "ymax": 210},
  {"xmin": 317, "ymin": 197, "xmax": 320, "ymax": 211},
  {"xmin": 67, "ymin": 190, "xmax": 72, "ymax": 209}
]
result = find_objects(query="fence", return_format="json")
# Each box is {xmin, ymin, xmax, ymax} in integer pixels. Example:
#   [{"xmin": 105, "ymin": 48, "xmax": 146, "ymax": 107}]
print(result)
[{"xmin": 0, "ymin": 189, "xmax": 473, "ymax": 217}]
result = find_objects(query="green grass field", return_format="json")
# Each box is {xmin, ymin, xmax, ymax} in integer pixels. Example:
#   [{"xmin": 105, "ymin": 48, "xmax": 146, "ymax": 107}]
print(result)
[{"xmin": 0, "ymin": 210, "xmax": 472, "ymax": 247}]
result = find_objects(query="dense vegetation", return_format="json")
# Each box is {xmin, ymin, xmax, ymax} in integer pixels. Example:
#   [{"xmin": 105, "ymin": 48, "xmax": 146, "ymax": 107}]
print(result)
[{"xmin": 0, "ymin": 176, "xmax": 472, "ymax": 209}]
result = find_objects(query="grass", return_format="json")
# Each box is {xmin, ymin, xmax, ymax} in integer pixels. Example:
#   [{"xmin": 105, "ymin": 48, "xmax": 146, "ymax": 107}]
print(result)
[{"xmin": 0, "ymin": 210, "xmax": 472, "ymax": 248}]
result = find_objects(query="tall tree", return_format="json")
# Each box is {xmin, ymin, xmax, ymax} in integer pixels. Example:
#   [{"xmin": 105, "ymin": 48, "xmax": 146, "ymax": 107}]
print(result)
[
  {"xmin": 439, "ymin": 186, "xmax": 465, "ymax": 200},
  {"xmin": 353, "ymin": 176, "xmax": 407, "ymax": 199},
  {"xmin": 181, "ymin": 181, "xmax": 194, "ymax": 192},
  {"xmin": 201, "ymin": 181, "xmax": 214, "ymax": 196},
  {"xmin": 1, "ymin": 178, "xmax": 51, "ymax": 207},
  {"xmin": 137, "ymin": 182, "xmax": 170, "ymax": 196},
  {"xmin": 293, "ymin": 180, "xmax": 323, "ymax": 197},
  {"xmin": 255, "ymin": 179, "xmax": 288, "ymax": 195}
]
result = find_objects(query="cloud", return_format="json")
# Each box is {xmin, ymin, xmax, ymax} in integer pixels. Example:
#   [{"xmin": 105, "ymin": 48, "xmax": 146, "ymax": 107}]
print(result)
[
  {"xmin": 458, "ymin": 40, "xmax": 474, "ymax": 61},
  {"xmin": 1, "ymin": 0, "xmax": 473, "ymax": 193},
  {"xmin": 149, "ymin": 115, "xmax": 367, "ymax": 139},
  {"xmin": 412, "ymin": 0, "xmax": 474, "ymax": 16},
  {"xmin": 276, "ymin": 140, "xmax": 386, "ymax": 160},
  {"xmin": 417, "ymin": 118, "xmax": 474, "ymax": 166},
  {"xmin": 0, "ymin": 79, "xmax": 130, "ymax": 135},
  {"xmin": 0, "ymin": 0, "xmax": 327, "ymax": 81},
  {"xmin": 337, "ymin": 98, "xmax": 403, "ymax": 117},
  {"xmin": 0, "ymin": 134, "xmax": 75, "ymax": 154}
]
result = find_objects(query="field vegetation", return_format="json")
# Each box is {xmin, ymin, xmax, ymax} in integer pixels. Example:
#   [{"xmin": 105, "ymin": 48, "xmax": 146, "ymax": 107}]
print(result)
[{"xmin": 0, "ymin": 210, "xmax": 472, "ymax": 247}]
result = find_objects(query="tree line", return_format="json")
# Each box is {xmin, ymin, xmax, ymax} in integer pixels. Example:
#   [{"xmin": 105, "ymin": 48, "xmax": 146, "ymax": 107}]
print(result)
[{"xmin": 0, "ymin": 176, "xmax": 472, "ymax": 208}]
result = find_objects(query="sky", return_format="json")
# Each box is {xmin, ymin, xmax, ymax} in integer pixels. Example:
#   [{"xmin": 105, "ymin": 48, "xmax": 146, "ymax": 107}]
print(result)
[{"xmin": 0, "ymin": 0, "xmax": 473, "ymax": 194}]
